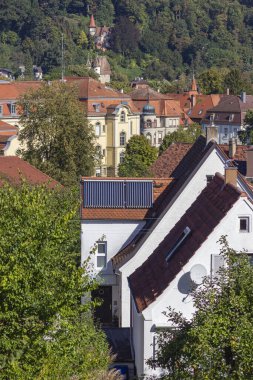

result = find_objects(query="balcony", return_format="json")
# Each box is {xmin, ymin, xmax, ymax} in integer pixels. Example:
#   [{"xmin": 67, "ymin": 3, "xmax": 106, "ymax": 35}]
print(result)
[{"xmin": 143, "ymin": 120, "xmax": 157, "ymax": 129}]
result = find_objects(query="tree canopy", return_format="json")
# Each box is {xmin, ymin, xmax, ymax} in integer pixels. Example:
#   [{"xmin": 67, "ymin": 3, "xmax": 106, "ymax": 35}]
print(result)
[
  {"xmin": 149, "ymin": 237, "xmax": 253, "ymax": 379},
  {"xmin": 0, "ymin": 181, "xmax": 111, "ymax": 379},
  {"xmin": 18, "ymin": 81, "xmax": 96, "ymax": 186},
  {"xmin": 238, "ymin": 109, "xmax": 253, "ymax": 144},
  {"xmin": 159, "ymin": 124, "xmax": 202, "ymax": 155},
  {"xmin": 118, "ymin": 134, "xmax": 157, "ymax": 177}
]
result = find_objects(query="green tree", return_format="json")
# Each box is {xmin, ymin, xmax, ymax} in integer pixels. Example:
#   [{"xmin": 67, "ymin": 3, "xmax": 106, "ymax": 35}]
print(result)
[
  {"xmin": 118, "ymin": 135, "xmax": 157, "ymax": 177},
  {"xmin": 197, "ymin": 68, "xmax": 227, "ymax": 94},
  {"xmin": 0, "ymin": 182, "xmax": 111, "ymax": 379},
  {"xmin": 224, "ymin": 68, "xmax": 244, "ymax": 95},
  {"xmin": 18, "ymin": 81, "xmax": 96, "ymax": 186},
  {"xmin": 238, "ymin": 109, "xmax": 253, "ymax": 144},
  {"xmin": 77, "ymin": 30, "xmax": 88, "ymax": 48},
  {"xmin": 159, "ymin": 124, "xmax": 202, "ymax": 155},
  {"xmin": 149, "ymin": 237, "xmax": 253, "ymax": 379}
]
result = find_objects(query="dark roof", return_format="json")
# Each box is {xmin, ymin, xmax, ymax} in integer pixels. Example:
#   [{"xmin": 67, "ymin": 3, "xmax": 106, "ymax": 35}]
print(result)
[
  {"xmin": 0, "ymin": 157, "xmax": 60, "ymax": 187},
  {"xmin": 128, "ymin": 174, "xmax": 241, "ymax": 313},
  {"xmin": 112, "ymin": 136, "xmax": 214, "ymax": 267}
]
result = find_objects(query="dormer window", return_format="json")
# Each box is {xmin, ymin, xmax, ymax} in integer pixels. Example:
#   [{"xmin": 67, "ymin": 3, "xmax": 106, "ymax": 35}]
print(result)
[
  {"xmin": 166, "ymin": 226, "xmax": 191, "ymax": 262},
  {"xmin": 93, "ymin": 103, "xmax": 100, "ymax": 112},
  {"xmin": 239, "ymin": 217, "xmax": 250, "ymax": 232},
  {"xmin": 229, "ymin": 114, "xmax": 234, "ymax": 122},
  {"xmin": 120, "ymin": 111, "xmax": 126, "ymax": 122},
  {"xmin": 210, "ymin": 113, "xmax": 215, "ymax": 121}
]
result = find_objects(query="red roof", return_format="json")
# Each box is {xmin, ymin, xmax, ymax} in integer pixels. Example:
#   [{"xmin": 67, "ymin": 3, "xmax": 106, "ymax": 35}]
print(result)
[
  {"xmin": 128, "ymin": 173, "xmax": 241, "ymax": 312},
  {"xmin": 0, "ymin": 157, "xmax": 60, "ymax": 187},
  {"xmin": 89, "ymin": 14, "xmax": 96, "ymax": 28},
  {"xmin": 81, "ymin": 177, "xmax": 174, "ymax": 220}
]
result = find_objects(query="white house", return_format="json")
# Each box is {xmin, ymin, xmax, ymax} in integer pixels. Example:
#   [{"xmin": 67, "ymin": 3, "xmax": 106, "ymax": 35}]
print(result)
[
  {"xmin": 112, "ymin": 127, "xmax": 253, "ymax": 328},
  {"xmin": 128, "ymin": 169, "xmax": 253, "ymax": 378}
]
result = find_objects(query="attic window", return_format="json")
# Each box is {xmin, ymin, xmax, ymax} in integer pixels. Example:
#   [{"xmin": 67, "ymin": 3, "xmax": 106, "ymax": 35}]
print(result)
[
  {"xmin": 229, "ymin": 114, "xmax": 234, "ymax": 122},
  {"xmin": 165, "ymin": 226, "xmax": 191, "ymax": 263},
  {"xmin": 93, "ymin": 103, "xmax": 100, "ymax": 112},
  {"xmin": 239, "ymin": 217, "xmax": 250, "ymax": 232}
]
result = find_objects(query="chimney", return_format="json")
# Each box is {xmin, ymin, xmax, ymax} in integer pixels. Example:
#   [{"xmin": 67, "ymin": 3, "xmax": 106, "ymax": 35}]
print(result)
[
  {"xmin": 241, "ymin": 92, "xmax": 246, "ymax": 103},
  {"xmin": 206, "ymin": 123, "xmax": 218, "ymax": 145},
  {"xmin": 229, "ymin": 137, "xmax": 236, "ymax": 158},
  {"xmin": 246, "ymin": 147, "xmax": 253, "ymax": 178},
  {"xmin": 226, "ymin": 88, "xmax": 230, "ymax": 95},
  {"xmin": 225, "ymin": 165, "xmax": 237, "ymax": 186}
]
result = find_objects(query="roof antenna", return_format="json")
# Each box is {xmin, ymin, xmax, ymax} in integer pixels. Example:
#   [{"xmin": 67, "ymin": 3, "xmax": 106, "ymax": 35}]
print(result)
[{"xmin": 61, "ymin": 33, "xmax": 65, "ymax": 82}]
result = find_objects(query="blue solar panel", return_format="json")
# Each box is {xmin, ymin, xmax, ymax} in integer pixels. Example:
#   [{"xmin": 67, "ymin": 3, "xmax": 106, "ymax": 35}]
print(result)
[
  {"xmin": 83, "ymin": 181, "xmax": 124, "ymax": 208},
  {"xmin": 83, "ymin": 180, "xmax": 153, "ymax": 208},
  {"xmin": 125, "ymin": 181, "xmax": 153, "ymax": 208}
]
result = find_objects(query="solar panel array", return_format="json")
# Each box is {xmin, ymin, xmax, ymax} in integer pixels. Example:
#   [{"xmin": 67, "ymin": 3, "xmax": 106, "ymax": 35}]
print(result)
[{"xmin": 83, "ymin": 180, "xmax": 153, "ymax": 208}]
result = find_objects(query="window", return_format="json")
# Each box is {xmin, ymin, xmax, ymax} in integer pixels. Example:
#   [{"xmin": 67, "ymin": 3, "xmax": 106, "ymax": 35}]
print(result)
[
  {"xmin": 95, "ymin": 123, "xmax": 101, "ymax": 136},
  {"xmin": 93, "ymin": 103, "xmax": 100, "ymax": 112},
  {"xmin": 224, "ymin": 127, "xmax": 228, "ymax": 137},
  {"xmin": 102, "ymin": 125, "xmax": 106, "ymax": 133},
  {"xmin": 146, "ymin": 133, "xmax": 152, "ymax": 144},
  {"xmin": 10, "ymin": 103, "xmax": 16, "ymax": 115},
  {"xmin": 206, "ymin": 175, "xmax": 214, "ymax": 184},
  {"xmin": 95, "ymin": 145, "xmax": 102, "ymax": 159},
  {"xmin": 120, "ymin": 151, "xmax": 125, "ymax": 164},
  {"xmin": 120, "ymin": 131, "xmax": 126, "ymax": 146},
  {"xmin": 229, "ymin": 114, "xmax": 234, "ymax": 122},
  {"xmin": 210, "ymin": 113, "xmax": 215, "ymax": 121},
  {"xmin": 0, "ymin": 105, "xmax": 2, "ymax": 116},
  {"xmin": 158, "ymin": 132, "xmax": 163, "ymax": 144},
  {"xmin": 95, "ymin": 168, "xmax": 101, "ymax": 177},
  {"xmin": 233, "ymin": 127, "xmax": 237, "ymax": 137},
  {"xmin": 154, "ymin": 133, "xmax": 156, "ymax": 145},
  {"xmin": 166, "ymin": 227, "xmax": 191, "ymax": 262},
  {"xmin": 103, "ymin": 149, "xmax": 106, "ymax": 156},
  {"xmin": 120, "ymin": 111, "xmax": 126, "ymax": 122},
  {"xmin": 239, "ymin": 217, "xmax": 250, "ymax": 232},
  {"xmin": 96, "ymin": 241, "xmax": 107, "ymax": 269},
  {"xmin": 211, "ymin": 254, "xmax": 225, "ymax": 278},
  {"xmin": 146, "ymin": 119, "xmax": 152, "ymax": 128}
]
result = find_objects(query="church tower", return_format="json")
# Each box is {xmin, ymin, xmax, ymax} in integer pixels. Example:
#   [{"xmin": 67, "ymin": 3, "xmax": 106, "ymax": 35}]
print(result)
[{"xmin": 89, "ymin": 14, "xmax": 96, "ymax": 37}]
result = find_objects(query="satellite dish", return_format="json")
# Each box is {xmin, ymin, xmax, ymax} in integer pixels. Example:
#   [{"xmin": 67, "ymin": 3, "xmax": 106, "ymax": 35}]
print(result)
[{"xmin": 190, "ymin": 264, "xmax": 207, "ymax": 285}]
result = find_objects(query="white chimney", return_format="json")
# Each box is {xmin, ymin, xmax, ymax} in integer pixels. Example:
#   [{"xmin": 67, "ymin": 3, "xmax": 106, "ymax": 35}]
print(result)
[{"xmin": 226, "ymin": 88, "xmax": 230, "ymax": 95}]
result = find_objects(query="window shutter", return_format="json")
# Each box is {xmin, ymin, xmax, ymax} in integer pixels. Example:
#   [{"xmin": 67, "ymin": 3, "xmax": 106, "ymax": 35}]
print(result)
[{"xmin": 211, "ymin": 254, "xmax": 224, "ymax": 277}]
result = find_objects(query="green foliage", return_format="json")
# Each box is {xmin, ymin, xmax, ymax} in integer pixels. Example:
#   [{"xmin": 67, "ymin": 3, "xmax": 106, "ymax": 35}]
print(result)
[
  {"xmin": 149, "ymin": 237, "xmax": 253, "ymax": 379},
  {"xmin": 0, "ymin": 182, "xmax": 110, "ymax": 379},
  {"xmin": 159, "ymin": 124, "xmax": 202, "ymax": 155},
  {"xmin": 77, "ymin": 30, "xmax": 88, "ymax": 48},
  {"xmin": 118, "ymin": 135, "xmax": 157, "ymax": 177},
  {"xmin": 18, "ymin": 81, "xmax": 96, "ymax": 186},
  {"xmin": 238, "ymin": 110, "xmax": 253, "ymax": 144}
]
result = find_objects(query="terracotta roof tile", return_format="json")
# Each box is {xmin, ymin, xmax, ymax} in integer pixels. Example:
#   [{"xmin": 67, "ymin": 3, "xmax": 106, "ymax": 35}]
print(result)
[
  {"xmin": 0, "ymin": 157, "xmax": 60, "ymax": 187},
  {"xmin": 128, "ymin": 173, "xmax": 241, "ymax": 312}
]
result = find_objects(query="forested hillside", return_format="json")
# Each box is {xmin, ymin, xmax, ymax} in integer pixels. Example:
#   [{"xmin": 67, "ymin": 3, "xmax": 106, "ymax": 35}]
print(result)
[{"xmin": 1, "ymin": 0, "xmax": 253, "ymax": 84}]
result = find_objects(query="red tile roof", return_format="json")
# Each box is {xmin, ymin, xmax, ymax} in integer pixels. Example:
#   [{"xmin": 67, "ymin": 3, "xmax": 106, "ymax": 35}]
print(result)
[
  {"xmin": 81, "ymin": 177, "xmax": 174, "ymax": 220},
  {"xmin": 0, "ymin": 157, "xmax": 60, "ymax": 187},
  {"xmin": 128, "ymin": 173, "xmax": 241, "ymax": 312}
]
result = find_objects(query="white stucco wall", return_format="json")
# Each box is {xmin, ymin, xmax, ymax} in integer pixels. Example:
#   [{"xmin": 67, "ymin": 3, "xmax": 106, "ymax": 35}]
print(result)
[
  {"xmin": 120, "ymin": 148, "xmax": 227, "ymax": 327},
  {"xmin": 133, "ymin": 196, "xmax": 253, "ymax": 378},
  {"xmin": 81, "ymin": 220, "xmax": 145, "ymax": 278}
]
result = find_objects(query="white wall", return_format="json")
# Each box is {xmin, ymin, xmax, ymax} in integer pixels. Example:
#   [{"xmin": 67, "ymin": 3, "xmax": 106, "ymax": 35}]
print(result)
[
  {"xmin": 81, "ymin": 220, "xmax": 145, "ymax": 277},
  {"xmin": 134, "ymin": 196, "xmax": 253, "ymax": 378},
  {"xmin": 120, "ymin": 148, "xmax": 226, "ymax": 327}
]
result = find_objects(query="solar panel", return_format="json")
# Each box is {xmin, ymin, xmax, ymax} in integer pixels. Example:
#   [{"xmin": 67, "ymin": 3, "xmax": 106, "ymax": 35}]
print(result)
[
  {"xmin": 83, "ymin": 181, "xmax": 124, "ymax": 208},
  {"xmin": 125, "ymin": 181, "xmax": 153, "ymax": 208},
  {"xmin": 83, "ymin": 180, "xmax": 153, "ymax": 208}
]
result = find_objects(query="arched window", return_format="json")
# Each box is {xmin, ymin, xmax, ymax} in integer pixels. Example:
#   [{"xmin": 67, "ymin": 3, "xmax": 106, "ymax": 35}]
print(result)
[
  {"xmin": 146, "ymin": 119, "xmax": 152, "ymax": 128},
  {"xmin": 120, "ymin": 132, "xmax": 126, "ymax": 146},
  {"xmin": 95, "ymin": 122, "xmax": 101, "ymax": 136},
  {"xmin": 120, "ymin": 151, "xmax": 125, "ymax": 164},
  {"xmin": 146, "ymin": 133, "xmax": 152, "ymax": 144},
  {"xmin": 120, "ymin": 111, "xmax": 126, "ymax": 122}
]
